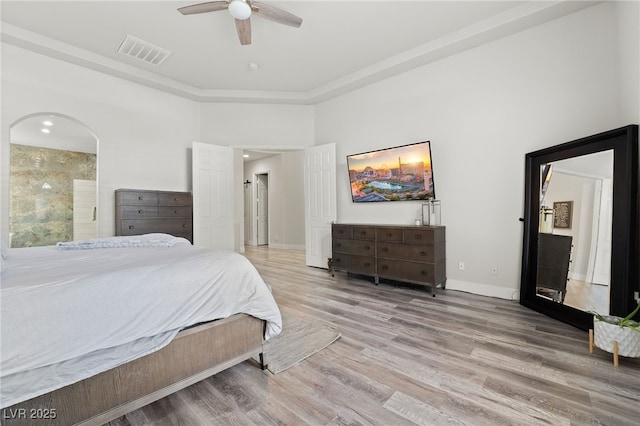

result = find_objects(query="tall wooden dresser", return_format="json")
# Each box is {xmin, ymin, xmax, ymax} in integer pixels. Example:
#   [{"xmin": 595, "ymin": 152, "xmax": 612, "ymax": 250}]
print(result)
[
  {"xmin": 331, "ymin": 223, "xmax": 446, "ymax": 296},
  {"xmin": 536, "ymin": 233, "xmax": 572, "ymax": 303},
  {"xmin": 115, "ymin": 189, "xmax": 193, "ymax": 243}
]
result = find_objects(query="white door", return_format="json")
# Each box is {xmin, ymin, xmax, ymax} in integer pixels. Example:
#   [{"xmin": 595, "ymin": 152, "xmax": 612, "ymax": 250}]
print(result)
[
  {"xmin": 257, "ymin": 173, "xmax": 269, "ymax": 245},
  {"xmin": 73, "ymin": 179, "xmax": 97, "ymax": 240},
  {"xmin": 192, "ymin": 142, "xmax": 234, "ymax": 250},
  {"xmin": 304, "ymin": 143, "xmax": 337, "ymax": 268},
  {"xmin": 588, "ymin": 178, "xmax": 613, "ymax": 285}
]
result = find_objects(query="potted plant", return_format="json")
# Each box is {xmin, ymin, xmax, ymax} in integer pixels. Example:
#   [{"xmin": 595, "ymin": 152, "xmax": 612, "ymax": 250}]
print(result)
[{"xmin": 589, "ymin": 300, "xmax": 640, "ymax": 366}]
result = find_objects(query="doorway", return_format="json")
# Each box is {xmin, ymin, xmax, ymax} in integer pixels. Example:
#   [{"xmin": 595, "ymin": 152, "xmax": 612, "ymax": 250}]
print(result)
[{"xmin": 256, "ymin": 173, "xmax": 269, "ymax": 246}]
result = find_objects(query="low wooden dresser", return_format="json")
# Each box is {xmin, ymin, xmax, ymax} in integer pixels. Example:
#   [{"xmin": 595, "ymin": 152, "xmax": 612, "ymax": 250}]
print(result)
[
  {"xmin": 115, "ymin": 189, "xmax": 193, "ymax": 243},
  {"xmin": 331, "ymin": 223, "xmax": 446, "ymax": 295}
]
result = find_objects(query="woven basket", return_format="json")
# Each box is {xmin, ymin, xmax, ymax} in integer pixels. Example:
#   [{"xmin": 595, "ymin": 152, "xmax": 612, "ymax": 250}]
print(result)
[{"xmin": 593, "ymin": 316, "xmax": 640, "ymax": 358}]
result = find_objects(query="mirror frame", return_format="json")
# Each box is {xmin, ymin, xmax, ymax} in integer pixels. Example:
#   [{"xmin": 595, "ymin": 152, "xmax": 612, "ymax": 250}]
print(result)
[{"xmin": 520, "ymin": 125, "xmax": 638, "ymax": 330}]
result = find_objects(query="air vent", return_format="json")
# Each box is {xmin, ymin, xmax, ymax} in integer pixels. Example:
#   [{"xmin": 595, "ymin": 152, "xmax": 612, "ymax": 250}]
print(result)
[{"xmin": 117, "ymin": 34, "xmax": 171, "ymax": 66}]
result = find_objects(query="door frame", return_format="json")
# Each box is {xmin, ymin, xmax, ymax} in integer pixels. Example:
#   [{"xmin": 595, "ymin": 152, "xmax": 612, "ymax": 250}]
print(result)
[{"xmin": 255, "ymin": 171, "xmax": 270, "ymax": 246}]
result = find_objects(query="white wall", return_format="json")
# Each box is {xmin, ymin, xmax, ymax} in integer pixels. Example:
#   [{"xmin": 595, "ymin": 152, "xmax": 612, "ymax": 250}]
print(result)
[
  {"xmin": 314, "ymin": 2, "xmax": 636, "ymax": 299},
  {"xmin": 1, "ymin": 43, "xmax": 201, "ymax": 238},
  {"xmin": 199, "ymin": 103, "xmax": 315, "ymax": 148},
  {"xmin": 614, "ymin": 0, "xmax": 640, "ymax": 125},
  {"xmin": 1, "ymin": 45, "xmax": 315, "ymax": 241}
]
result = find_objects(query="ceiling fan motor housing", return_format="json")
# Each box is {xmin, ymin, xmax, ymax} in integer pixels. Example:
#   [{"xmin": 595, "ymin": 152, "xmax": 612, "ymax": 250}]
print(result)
[{"xmin": 228, "ymin": 0, "xmax": 251, "ymax": 20}]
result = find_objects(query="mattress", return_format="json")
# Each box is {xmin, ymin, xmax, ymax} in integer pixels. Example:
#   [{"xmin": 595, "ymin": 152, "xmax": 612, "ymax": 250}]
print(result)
[{"xmin": 0, "ymin": 236, "xmax": 282, "ymax": 408}]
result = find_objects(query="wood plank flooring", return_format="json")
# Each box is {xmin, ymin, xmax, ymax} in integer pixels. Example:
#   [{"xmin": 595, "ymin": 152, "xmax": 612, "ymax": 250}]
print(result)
[
  {"xmin": 109, "ymin": 246, "xmax": 640, "ymax": 426},
  {"xmin": 564, "ymin": 279, "xmax": 610, "ymax": 314}
]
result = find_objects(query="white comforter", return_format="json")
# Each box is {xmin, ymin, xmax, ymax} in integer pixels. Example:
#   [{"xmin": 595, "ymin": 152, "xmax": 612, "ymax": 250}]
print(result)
[{"xmin": 0, "ymin": 238, "xmax": 282, "ymax": 408}]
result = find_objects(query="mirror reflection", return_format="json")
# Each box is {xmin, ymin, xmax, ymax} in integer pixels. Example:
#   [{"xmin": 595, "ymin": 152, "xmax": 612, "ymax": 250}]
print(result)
[
  {"xmin": 9, "ymin": 113, "xmax": 98, "ymax": 248},
  {"xmin": 536, "ymin": 150, "xmax": 613, "ymax": 315}
]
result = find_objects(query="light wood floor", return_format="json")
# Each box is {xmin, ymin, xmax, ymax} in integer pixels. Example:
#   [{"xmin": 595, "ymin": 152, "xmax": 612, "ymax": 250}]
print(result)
[
  {"xmin": 109, "ymin": 246, "xmax": 640, "ymax": 426},
  {"xmin": 564, "ymin": 279, "xmax": 610, "ymax": 315}
]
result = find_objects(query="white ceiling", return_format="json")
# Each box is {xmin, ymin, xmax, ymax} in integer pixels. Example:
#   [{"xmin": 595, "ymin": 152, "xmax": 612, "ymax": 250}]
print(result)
[{"xmin": 1, "ymin": 1, "xmax": 599, "ymax": 105}]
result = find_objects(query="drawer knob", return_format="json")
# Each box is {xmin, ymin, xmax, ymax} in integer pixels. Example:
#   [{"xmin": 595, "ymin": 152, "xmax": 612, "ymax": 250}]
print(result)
[
  {"xmin": 415, "ymin": 234, "xmax": 422, "ymax": 240},
  {"xmin": 336, "ymin": 243, "xmax": 341, "ymax": 248},
  {"xmin": 420, "ymin": 270, "xmax": 427, "ymax": 276},
  {"xmin": 386, "ymin": 233, "xmax": 392, "ymax": 237},
  {"xmin": 175, "ymin": 210, "xmax": 180, "ymax": 214},
  {"xmin": 360, "ymin": 231, "xmax": 366, "ymax": 236},
  {"xmin": 129, "ymin": 225, "xmax": 135, "ymax": 230},
  {"xmin": 174, "ymin": 197, "xmax": 179, "ymax": 201},
  {"xmin": 381, "ymin": 247, "xmax": 388, "ymax": 252},
  {"xmin": 364, "ymin": 245, "xmax": 370, "ymax": 250},
  {"xmin": 138, "ymin": 196, "xmax": 143, "ymax": 200},
  {"xmin": 182, "ymin": 224, "xmax": 188, "ymax": 228},
  {"xmin": 420, "ymin": 251, "xmax": 427, "ymax": 256},
  {"xmin": 364, "ymin": 262, "xmax": 370, "ymax": 267},
  {"xmin": 138, "ymin": 210, "xmax": 144, "ymax": 214}
]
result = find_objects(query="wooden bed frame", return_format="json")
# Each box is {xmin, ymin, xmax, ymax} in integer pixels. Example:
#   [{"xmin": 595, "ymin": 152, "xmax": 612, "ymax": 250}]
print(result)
[{"xmin": 2, "ymin": 313, "xmax": 267, "ymax": 425}]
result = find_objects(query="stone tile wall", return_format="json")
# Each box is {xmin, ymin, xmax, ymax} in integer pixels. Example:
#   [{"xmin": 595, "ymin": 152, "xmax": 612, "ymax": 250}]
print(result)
[{"xmin": 10, "ymin": 144, "xmax": 97, "ymax": 247}]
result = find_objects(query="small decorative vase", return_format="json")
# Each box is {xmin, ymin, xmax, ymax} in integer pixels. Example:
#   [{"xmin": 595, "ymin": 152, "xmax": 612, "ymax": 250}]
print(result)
[{"xmin": 593, "ymin": 316, "xmax": 640, "ymax": 358}]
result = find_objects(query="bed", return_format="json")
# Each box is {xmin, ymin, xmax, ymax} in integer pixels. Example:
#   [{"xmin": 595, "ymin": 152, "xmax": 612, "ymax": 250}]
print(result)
[{"xmin": 0, "ymin": 234, "xmax": 282, "ymax": 425}]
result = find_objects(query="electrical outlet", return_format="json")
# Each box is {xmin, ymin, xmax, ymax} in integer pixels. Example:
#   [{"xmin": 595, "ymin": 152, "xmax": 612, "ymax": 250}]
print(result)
[
  {"xmin": 491, "ymin": 265, "xmax": 498, "ymax": 275},
  {"xmin": 458, "ymin": 261, "xmax": 465, "ymax": 271}
]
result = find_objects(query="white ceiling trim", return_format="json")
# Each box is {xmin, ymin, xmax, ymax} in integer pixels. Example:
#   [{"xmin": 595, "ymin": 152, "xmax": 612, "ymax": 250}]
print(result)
[{"xmin": 1, "ymin": 1, "xmax": 599, "ymax": 105}]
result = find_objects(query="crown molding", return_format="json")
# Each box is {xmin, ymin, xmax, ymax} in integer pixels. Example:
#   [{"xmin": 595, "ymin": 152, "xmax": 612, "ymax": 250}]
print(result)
[{"xmin": 1, "ymin": 1, "xmax": 599, "ymax": 105}]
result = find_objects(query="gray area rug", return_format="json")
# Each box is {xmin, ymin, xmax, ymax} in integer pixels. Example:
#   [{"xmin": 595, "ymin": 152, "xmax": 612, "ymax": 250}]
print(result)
[{"xmin": 263, "ymin": 314, "xmax": 341, "ymax": 374}]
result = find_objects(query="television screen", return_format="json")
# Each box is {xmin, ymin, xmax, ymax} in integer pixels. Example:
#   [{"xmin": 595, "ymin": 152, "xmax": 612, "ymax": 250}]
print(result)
[{"xmin": 347, "ymin": 141, "xmax": 435, "ymax": 202}]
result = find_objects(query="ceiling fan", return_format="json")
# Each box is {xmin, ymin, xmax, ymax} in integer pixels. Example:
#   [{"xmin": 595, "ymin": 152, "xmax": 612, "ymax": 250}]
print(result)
[{"xmin": 178, "ymin": 0, "xmax": 303, "ymax": 46}]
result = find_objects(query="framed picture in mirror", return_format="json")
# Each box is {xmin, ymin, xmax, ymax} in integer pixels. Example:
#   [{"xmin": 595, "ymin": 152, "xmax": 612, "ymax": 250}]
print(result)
[{"xmin": 553, "ymin": 201, "xmax": 573, "ymax": 229}]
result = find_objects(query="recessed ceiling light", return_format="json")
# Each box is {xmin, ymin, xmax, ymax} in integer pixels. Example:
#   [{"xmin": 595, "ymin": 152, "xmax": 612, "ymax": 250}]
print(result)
[
  {"xmin": 243, "ymin": 154, "xmax": 250, "ymax": 158},
  {"xmin": 42, "ymin": 120, "xmax": 53, "ymax": 126},
  {"xmin": 40, "ymin": 128, "xmax": 50, "ymax": 134}
]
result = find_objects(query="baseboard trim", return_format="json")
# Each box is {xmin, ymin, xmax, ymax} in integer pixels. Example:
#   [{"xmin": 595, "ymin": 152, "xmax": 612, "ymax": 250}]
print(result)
[
  {"xmin": 445, "ymin": 279, "xmax": 519, "ymax": 301},
  {"xmin": 267, "ymin": 243, "xmax": 305, "ymax": 250}
]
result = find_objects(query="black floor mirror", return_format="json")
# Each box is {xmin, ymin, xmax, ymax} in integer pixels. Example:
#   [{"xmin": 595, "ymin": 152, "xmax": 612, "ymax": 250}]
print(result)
[{"xmin": 520, "ymin": 125, "xmax": 638, "ymax": 330}]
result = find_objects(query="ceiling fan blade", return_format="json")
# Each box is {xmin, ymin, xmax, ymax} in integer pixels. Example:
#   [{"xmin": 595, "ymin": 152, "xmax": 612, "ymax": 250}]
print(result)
[
  {"xmin": 235, "ymin": 18, "xmax": 252, "ymax": 45},
  {"xmin": 252, "ymin": 1, "xmax": 303, "ymax": 27},
  {"xmin": 178, "ymin": 1, "xmax": 229, "ymax": 15}
]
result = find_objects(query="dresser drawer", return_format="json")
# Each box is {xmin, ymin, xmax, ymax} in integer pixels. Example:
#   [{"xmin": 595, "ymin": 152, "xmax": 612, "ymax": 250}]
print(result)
[
  {"xmin": 332, "ymin": 225, "xmax": 353, "ymax": 239},
  {"xmin": 377, "ymin": 242, "xmax": 435, "ymax": 262},
  {"xmin": 119, "ymin": 206, "xmax": 158, "ymax": 219},
  {"xmin": 377, "ymin": 260, "xmax": 436, "ymax": 284},
  {"xmin": 403, "ymin": 229, "xmax": 435, "ymax": 245},
  {"xmin": 158, "ymin": 206, "xmax": 193, "ymax": 218},
  {"xmin": 116, "ymin": 191, "xmax": 158, "ymax": 206},
  {"xmin": 159, "ymin": 192, "xmax": 192, "ymax": 206},
  {"xmin": 351, "ymin": 227, "xmax": 375, "ymax": 240},
  {"xmin": 120, "ymin": 219, "xmax": 192, "ymax": 235},
  {"xmin": 333, "ymin": 238, "xmax": 375, "ymax": 256},
  {"xmin": 332, "ymin": 254, "xmax": 375, "ymax": 275},
  {"xmin": 376, "ymin": 228, "xmax": 403, "ymax": 242}
]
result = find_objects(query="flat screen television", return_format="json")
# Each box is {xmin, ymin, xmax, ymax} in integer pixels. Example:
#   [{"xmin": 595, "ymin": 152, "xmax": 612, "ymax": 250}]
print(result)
[{"xmin": 347, "ymin": 141, "xmax": 435, "ymax": 202}]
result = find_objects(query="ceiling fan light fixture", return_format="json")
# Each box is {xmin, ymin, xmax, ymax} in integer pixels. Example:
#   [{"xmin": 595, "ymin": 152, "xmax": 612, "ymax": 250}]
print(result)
[{"xmin": 228, "ymin": 0, "xmax": 251, "ymax": 20}]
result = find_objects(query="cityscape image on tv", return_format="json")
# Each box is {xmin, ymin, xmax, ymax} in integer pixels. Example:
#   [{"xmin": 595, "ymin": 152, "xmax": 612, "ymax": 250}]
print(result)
[{"xmin": 347, "ymin": 142, "xmax": 435, "ymax": 202}]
